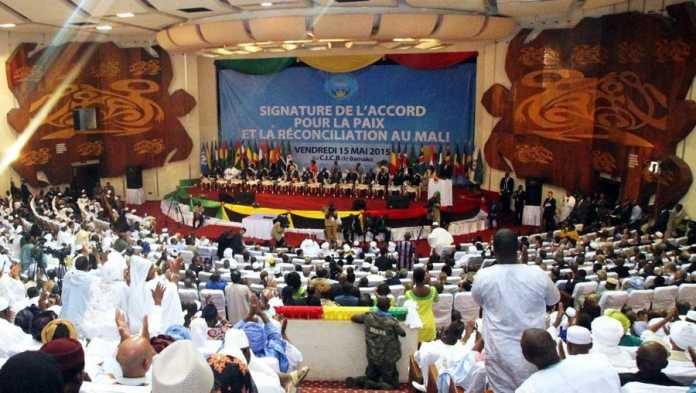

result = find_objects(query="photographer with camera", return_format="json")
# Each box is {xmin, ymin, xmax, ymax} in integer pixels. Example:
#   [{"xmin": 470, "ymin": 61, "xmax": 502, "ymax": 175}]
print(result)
[{"xmin": 272, "ymin": 214, "xmax": 289, "ymax": 249}]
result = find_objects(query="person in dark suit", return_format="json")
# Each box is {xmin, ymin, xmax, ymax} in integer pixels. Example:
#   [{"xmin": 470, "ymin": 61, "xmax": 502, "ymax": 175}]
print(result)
[
  {"xmin": 499, "ymin": 172, "xmax": 514, "ymax": 214},
  {"xmin": 438, "ymin": 159, "xmax": 453, "ymax": 179},
  {"xmin": 542, "ymin": 191, "xmax": 557, "ymax": 231},
  {"xmin": 513, "ymin": 185, "xmax": 526, "ymax": 225}
]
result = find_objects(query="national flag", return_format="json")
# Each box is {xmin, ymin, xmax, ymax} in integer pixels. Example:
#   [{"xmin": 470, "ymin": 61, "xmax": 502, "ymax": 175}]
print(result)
[
  {"xmin": 473, "ymin": 148, "xmax": 484, "ymax": 185},
  {"xmin": 389, "ymin": 144, "xmax": 398, "ymax": 175},
  {"xmin": 453, "ymin": 147, "xmax": 461, "ymax": 176},
  {"xmin": 409, "ymin": 144, "xmax": 417, "ymax": 167},
  {"xmin": 200, "ymin": 143, "xmax": 208, "ymax": 175},
  {"xmin": 258, "ymin": 142, "xmax": 267, "ymax": 168},
  {"xmin": 273, "ymin": 143, "xmax": 281, "ymax": 164}
]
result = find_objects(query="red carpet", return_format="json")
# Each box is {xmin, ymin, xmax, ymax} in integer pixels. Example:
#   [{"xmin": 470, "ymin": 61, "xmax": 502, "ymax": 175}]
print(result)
[
  {"xmin": 128, "ymin": 201, "xmax": 536, "ymax": 257},
  {"xmin": 299, "ymin": 380, "xmax": 410, "ymax": 393}
]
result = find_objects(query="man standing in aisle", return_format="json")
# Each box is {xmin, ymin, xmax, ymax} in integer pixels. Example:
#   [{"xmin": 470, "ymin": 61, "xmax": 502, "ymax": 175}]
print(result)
[
  {"xmin": 499, "ymin": 172, "xmax": 514, "ymax": 214},
  {"xmin": 542, "ymin": 191, "xmax": 557, "ymax": 231},
  {"xmin": 472, "ymin": 229, "xmax": 560, "ymax": 393}
]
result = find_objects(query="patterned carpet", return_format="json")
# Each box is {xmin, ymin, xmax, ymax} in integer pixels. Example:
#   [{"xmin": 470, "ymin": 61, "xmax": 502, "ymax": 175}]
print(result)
[{"xmin": 298, "ymin": 380, "xmax": 411, "ymax": 393}]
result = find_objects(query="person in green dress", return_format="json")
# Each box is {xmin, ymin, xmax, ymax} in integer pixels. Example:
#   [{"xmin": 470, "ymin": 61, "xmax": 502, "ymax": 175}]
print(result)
[{"xmin": 405, "ymin": 267, "xmax": 438, "ymax": 342}]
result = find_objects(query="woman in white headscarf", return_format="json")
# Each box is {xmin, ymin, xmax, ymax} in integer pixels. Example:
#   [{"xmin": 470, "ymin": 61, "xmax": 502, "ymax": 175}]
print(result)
[{"xmin": 124, "ymin": 255, "xmax": 154, "ymax": 333}]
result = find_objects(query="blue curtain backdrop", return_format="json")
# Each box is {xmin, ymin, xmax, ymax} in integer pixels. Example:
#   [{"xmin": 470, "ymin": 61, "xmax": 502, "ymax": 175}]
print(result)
[{"xmin": 218, "ymin": 61, "xmax": 476, "ymax": 169}]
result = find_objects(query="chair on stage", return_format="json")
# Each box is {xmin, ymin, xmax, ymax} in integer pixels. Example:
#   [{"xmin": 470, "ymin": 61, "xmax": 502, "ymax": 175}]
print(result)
[
  {"xmin": 322, "ymin": 182, "xmax": 337, "ymax": 197},
  {"xmin": 355, "ymin": 183, "xmax": 370, "ymax": 199},
  {"xmin": 307, "ymin": 182, "xmax": 321, "ymax": 196},
  {"xmin": 339, "ymin": 182, "xmax": 354, "ymax": 197},
  {"xmin": 261, "ymin": 179, "xmax": 275, "ymax": 194}
]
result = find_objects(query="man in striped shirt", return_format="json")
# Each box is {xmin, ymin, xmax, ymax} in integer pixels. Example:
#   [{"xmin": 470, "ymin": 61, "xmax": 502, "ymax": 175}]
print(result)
[{"xmin": 396, "ymin": 232, "xmax": 416, "ymax": 270}]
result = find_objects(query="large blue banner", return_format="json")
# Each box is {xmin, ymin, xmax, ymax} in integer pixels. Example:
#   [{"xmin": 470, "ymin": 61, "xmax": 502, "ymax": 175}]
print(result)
[{"xmin": 218, "ymin": 61, "xmax": 475, "ymax": 169}]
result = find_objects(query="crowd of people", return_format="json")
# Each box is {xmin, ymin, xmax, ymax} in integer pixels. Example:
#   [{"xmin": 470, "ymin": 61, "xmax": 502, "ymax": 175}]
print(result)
[{"xmin": 0, "ymin": 177, "xmax": 694, "ymax": 393}]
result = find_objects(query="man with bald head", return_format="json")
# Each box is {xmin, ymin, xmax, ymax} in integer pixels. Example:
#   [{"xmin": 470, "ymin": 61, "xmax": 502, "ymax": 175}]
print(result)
[
  {"xmin": 472, "ymin": 229, "xmax": 560, "ymax": 393},
  {"xmin": 619, "ymin": 342, "xmax": 684, "ymax": 386},
  {"xmin": 516, "ymin": 328, "xmax": 621, "ymax": 393},
  {"xmin": 115, "ymin": 310, "xmax": 156, "ymax": 380}
]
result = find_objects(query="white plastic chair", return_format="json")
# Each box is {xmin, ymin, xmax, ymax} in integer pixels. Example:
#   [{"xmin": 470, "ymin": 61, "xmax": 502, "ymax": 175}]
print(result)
[
  {"xmin": 433, "ymin": 293, "xmax": 453, "ymax": 328},
  {"xmin": 178, "ymin": 288, "xmax": 199, "ymax": 304},
  {"xmin": 453, "ymin": 292, "xmax": 480, "ymax": 322},
  {"xmin": 389, "ymin": 285, "xmax": 405, "ymax": 297},
  {"xmin": 598, "ymin": 290, "xmax": 629, "ymax": 313},
  {"xmin": 571, "ymin": 281, "xmax": 598, "ymax": 299},
  {"xmin": 652, "ymin": 286, "xmax": 678, "ymax": 312},
  {"xmin": 626, "ymin": 290, "xmax": 654, "ymax": 312},
  {"xmin": 677, "ymin": 283, "xmax": 696, "ymax": 307},
  {"xmin": 200, "ymin": 289, "xmax": 226, "ymax": 318}
]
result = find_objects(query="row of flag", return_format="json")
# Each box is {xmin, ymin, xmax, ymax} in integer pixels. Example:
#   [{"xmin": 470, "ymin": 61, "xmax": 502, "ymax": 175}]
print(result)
[
  {"xmin": 201, "ymin": 140, "xmax": 292, "ymax": 174},
  {"xmin": 200, "ymin": 140, "xmax": 485, "ymax": 184},
  {"xmin": 387, "ymin": 143, "xmax": 472, "ymax": 176}
]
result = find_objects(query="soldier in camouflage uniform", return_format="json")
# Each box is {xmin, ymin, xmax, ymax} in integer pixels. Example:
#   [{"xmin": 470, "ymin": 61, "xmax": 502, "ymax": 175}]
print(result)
[{"xmin": 346, "ymin": 296, "xmax": 406, "ymax": 389}]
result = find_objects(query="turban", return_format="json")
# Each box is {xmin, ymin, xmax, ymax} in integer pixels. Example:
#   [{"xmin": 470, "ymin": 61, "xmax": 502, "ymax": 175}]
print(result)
[
  {"xmin": 591, "ymin": 316, "xmax": 624, "ymax": 347},
  {"xmin": 669, "ymin": 321, "xmax": 696, "ymax": 351},
  {"xmin": 40, "ymin": 338, "xmax": 85, "ymax": 376},
  {"xmin": 41, "ymin": 319, "xmax": 78, "ymax": 344},
  {"xmin": 566, "ymin": 325, "xmax": 592, "ymax": 345}
]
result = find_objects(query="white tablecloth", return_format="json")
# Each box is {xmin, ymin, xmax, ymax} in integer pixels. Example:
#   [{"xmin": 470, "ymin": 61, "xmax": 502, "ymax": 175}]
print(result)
[
  {"xmin": 125, "ymin": 188, "xmax": 145, "ymax": 205},
  {"xmin": 448, "ymin": 210, "xmax": 489, "ymax": 236},
  {"xmin": 242, "ymin": 214, "xmax": 277, "ymax": 240},
  {"xmin": 427, "ymin": 178, "xmax": 453, "ymax": 207},
  {"xmin": 522, "ymin": 205, "xmax": 542, "ymax": 226}
]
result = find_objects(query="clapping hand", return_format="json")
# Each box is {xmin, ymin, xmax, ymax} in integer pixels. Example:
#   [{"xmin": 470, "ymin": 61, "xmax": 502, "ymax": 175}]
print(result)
[{"xmin": 151, "ymin": 283, "xmax": 166, "ymax": 306}]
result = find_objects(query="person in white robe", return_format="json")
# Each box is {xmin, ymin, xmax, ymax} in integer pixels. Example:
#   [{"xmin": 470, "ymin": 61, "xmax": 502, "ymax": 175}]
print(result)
[
  {"xmin": 82, "ymin": 251, "xmax": 129, "ymax": 340},
  {"xmin": 145, "ymin": 271, "xmax": 183, "ymax": 332},
  {"xmin": 123, "ymin": 255, "xmax": 154, "ymax": 333},
  {"xmin": 413, "ymin": 319, "xmax": 471, "ymax": 390},
  {"xmin": 590, "ymin": 316, "xmax": 635, "ymax": 371},
  {"xmin": 471, "ymin": 229, "xmax": 560, "ymax": 393},
  {"xmin": 515, "ymin": 328, "xmax": 622, "ymax": 393},
  {"xmin": 0, "ymin": 295, "xmax": 36, "ymax": 363},
  {"xmin": 60, "ymin": 255, "xmax": 99, "ymax": 335}
]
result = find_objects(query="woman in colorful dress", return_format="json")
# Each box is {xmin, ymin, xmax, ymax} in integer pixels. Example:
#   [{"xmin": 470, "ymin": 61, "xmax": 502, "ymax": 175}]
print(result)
[{"xmin": 405, "ymin": 266, "xmax": 438, "ymax": 342}]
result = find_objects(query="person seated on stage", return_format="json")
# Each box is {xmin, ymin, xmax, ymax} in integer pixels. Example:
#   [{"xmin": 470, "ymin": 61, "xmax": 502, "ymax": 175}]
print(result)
[
  {"xmin": 309, "ymin": 160, "xmax": 319, "ymax": 178},
  {"xmin": 354, "ymin": 162, "xmax": 365, "ymax": 178},
  {"xmin": 300, "ymin": 167, "xmax": 313, "ymax": 183},
  {"xmin": 286, "ymin": 163, "xmax": 299, "ymax": 181},
  {"xmin": 376, "ymin": 166, "xmax": 390, "ymax": 196},
  {"xmin": 393, "ymin": 168, "xmax": 405, "ymax": 187},
  {"xmin": 318, "ymin": 168, "xmax": 331, "ymax": 185},
  {"xmin": 331, "ymin": 167, "xmax": 343, "ymax": 184},
  {"xmin": 269, "ymin": 163, "xmax": 284, "ymax": 180},
  {"xmin": 258, "ymin": 165, "xmax": 270, "ymax": 180},
  {"xmin": 438, "ymin": 157, "xmax": 453, "ymax": 179},
  {"xmin": 346, "ymin": 168, "xmax": 359, "ymax": 184},
  {"xmin": 363, "ymin": 169, "xmax": 375, "ymax": 185}
]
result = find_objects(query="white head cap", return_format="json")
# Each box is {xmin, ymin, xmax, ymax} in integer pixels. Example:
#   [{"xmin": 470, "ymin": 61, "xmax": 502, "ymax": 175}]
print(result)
[
  {"xmin": 151, "ymin": 340, "xmax": 214, "ymax": 393},
  {"xmin": 566, "ymin": 325, "xmax": 592, "ymax": 345}
]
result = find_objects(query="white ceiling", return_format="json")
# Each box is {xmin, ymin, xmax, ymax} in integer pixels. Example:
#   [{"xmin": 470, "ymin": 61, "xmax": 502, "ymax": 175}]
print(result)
[{"xmin": 0, "ymin": 0, "xmax": 686, "ymax": 53}]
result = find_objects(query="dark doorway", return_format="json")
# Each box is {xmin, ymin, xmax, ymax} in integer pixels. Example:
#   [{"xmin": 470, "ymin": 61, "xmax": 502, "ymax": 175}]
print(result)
[
  {"xmin": 72, "ymin": 163, "xmax": 100, "ymax": 197},
  {"xmin": 596, "ymin": 175, "xmax": 621, "ymax": 205}
]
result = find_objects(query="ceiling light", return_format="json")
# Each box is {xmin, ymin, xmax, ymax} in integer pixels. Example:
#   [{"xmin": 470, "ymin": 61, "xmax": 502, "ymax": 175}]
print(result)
[
  {"xmin": 116, "ymin": 12, "xmax": 135, "ymax": 18},
  {"xmin": 344, "ymin": 41, "xmax": 353, "ymax": 49},
  {"xmin": 282, "ymin": 43, "xmax": 298, "ymax": 50},
  {"xmin": 415, "ymin": 40, "xmax": 442, "ymax": 49},
  {"xmin": 319, "ymin": 38, "xmax": 348, "ymax": 42},
  {"xmin": 213, "ymin": 48, "xmax": 236, "ymax": 55},
  {"xmin": 242, "ymin": 45, "xmax": 262, "ymax": 53},
  {"xmin": 393, "ymin": 37, "xmax": 416, "ymax": 42},
  {"xmin": 284, "ymin": 39, "xmax": 313, "ymax": 44},
  {"xmin": 309, "ymin": 46, "xmax": 327, "ymax": 51},
  {"xmin": 260, "ymin": 2, "xmax": 273, "ymax": 6},
  {"xmin": 0, "ymin": 23, "xmax": 15, "ymax": 28},
  {"xmin": 96, "ymin": 24, "xmax": 112, "ymax": 31}
]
